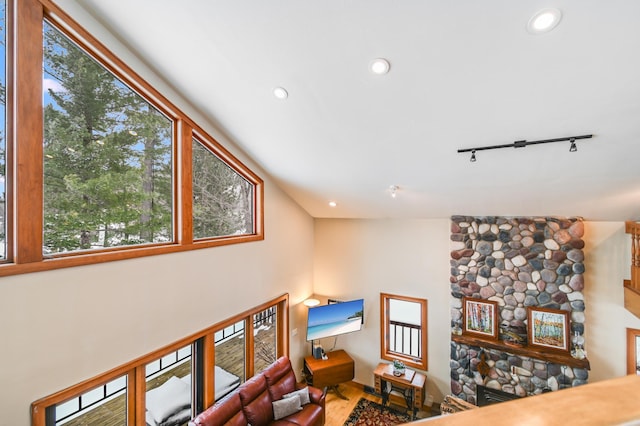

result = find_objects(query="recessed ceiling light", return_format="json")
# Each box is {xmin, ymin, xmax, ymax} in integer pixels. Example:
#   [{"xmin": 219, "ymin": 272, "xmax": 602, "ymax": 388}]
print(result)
[
  {"xmin": 273, "ymin": 87, "xmax": 288, "ymax": 100},
  {"xmin": 328, "ymin": 201, "xmax": 337, "ymax": 207},
  {"xmin": 370, "ymin": 58, "xmax": 390, "ymax": 75},
  {"xmin": 527, "ymin": 8, "xmax": 562, "ymax": 34}
]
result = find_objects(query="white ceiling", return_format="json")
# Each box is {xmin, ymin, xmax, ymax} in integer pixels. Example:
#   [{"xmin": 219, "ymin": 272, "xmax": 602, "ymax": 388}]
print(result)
[{"xmin": 77, "ymin": 0, "xmax": 640, "ymax": 221}]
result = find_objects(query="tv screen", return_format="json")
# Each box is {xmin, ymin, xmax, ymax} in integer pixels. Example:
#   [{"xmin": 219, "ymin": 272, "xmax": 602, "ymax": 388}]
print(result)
[{"xmin": 306, "ymin": 298, "xmax": 364, "ymax": 341}]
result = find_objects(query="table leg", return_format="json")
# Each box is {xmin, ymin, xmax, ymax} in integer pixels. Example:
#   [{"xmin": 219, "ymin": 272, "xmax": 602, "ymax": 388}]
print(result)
[
  {"xmin": 328, "ymin": 385, "xmax": 349, "ymax": 400},
  {"xmin": 381, "ymin": 379, "xmax": 389, "ymax": 406}
]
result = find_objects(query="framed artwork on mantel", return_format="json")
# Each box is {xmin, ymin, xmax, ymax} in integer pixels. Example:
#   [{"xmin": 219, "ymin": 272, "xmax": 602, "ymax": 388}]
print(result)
[
  {"xmin": 462, "ymin": 297, "xmax": 498, "ymax": 340},
  {"xmin": 528, "ymin": 307, "xmax": 570, "ymax": 353},
  {"xmin": 626, "ymin": 328, "xmax": 640, "ymax": 375}
]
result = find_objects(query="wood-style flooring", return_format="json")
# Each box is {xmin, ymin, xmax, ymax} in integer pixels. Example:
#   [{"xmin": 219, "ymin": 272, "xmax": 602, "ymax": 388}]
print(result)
[{"xmin": 324, "ymin": 381, "xmax": 436, "ymax": 426}]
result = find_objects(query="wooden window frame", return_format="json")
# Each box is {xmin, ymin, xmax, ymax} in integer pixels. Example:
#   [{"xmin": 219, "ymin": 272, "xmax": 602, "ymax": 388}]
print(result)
[
  {"xmin": 31, "ymin": 294, "xmax": 288, "ymax": 426},
  {"xmin": 2, "ymin": 0, "xmax": 263, "ymax": 277},
  {"xmin": 626, "ymin": 327, "xmax": 640, "ymax": 375},
  {"xmin": 380, "ymin": 292, "xmax": 428, "ymax": 371},
  {"xmin": 190, "ymin": 130, "xmax": 261, "ymax": 243}
]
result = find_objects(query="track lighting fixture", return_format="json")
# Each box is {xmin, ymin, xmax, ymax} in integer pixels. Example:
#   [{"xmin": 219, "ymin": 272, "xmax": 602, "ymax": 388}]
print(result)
[{"xmin": 459, "ymin": 134, "xmax": 592, "ymax": 162}]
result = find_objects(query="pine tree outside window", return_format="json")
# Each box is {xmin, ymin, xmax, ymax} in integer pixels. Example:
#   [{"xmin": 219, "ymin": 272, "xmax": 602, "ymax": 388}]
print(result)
[
  {"xmin": 192, "ymin": 138, "xmax": 253, "ymax": 239},
  {"xmin": 42, "ymin": 22, "xmax": 173, "ymax": 254},
  {"xmin": 0, "ymin": 0, "xmax": 262, "ymax": 277}
]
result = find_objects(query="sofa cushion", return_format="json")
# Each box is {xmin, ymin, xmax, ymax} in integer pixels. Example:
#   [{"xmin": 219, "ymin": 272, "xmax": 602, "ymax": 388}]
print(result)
[
  {"xmin": 272, "ymin": 394, "xmax": 303, "ymax": 420},
  {"xmin": 263, "ymin": 356, "xmax": 298, "ymax": 401},
  {"xmin": 283, "ymin": 387, "xmax": 310, "ymax": 405},
  {"xmin": 188, "ymin": 392, "xmax": 247, "ymax": 426},
  {"xmin": 274, "ymin": 402, "xmax": 324, "ymax": 426},
  {"xmin": 239, "ymin": 374, "xmax": 274, "ymax": 425}
]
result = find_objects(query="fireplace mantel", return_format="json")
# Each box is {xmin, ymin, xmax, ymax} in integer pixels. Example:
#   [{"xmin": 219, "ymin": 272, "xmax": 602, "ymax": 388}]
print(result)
[{"xmin": 452, "ymin": 334, "xmax": 590, "ymax": 370}]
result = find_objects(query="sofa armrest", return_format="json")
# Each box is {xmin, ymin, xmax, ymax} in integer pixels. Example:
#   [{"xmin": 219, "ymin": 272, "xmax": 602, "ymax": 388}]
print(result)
[{"xmin": 304, "ymin": 385, "xmax": 327, "ymax": 408}]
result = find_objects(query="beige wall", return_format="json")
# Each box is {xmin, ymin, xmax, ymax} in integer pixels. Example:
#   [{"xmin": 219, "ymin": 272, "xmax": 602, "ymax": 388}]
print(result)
[
  {"xmin": 311, "ymin": 219, "xmax": 640, "ymax": 406},
  {"xmin": 312, "ymin": 219, "xmax": 452, "ymax": 405}
]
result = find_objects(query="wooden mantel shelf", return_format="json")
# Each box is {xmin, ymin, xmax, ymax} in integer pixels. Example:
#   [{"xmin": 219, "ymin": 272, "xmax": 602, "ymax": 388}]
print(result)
[{"xmin": 451, "ymin": 334, "xmax": 590, "ymax": 370}]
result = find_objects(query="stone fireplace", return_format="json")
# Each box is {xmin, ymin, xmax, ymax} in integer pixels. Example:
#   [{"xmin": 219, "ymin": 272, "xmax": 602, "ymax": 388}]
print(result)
[{"xmin": 450, "ymin": 216, "xmax": 589, "ymax": 404}]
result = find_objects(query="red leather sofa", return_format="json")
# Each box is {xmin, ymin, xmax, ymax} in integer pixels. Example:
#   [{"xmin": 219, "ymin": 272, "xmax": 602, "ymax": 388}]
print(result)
[{"xmin": 189, "ymin": 356, "xmax": 326, "ymax": 426}]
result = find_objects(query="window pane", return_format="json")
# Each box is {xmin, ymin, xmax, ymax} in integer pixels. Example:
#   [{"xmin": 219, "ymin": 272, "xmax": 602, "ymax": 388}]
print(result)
[
  {"xmin": 214, "ymin": 320, "xmax": 245, "ymax": 401},
  {"xmin": 636, "ymin": 335, "xmax": 640, "ymax": 375},
  {"xmin": 0, "ymin": 1, "xmax": 5, "ymax": 260},
  {"xmin": 254, "ymin": 306, "xmax": 277, "ymax": 373},
  {"xmin": 389, "ymin": 299, "xmax": 422, "ymax": 358},
  {"xmin": 51, "ymin": 376, "xmax": 127, "ymax": 425},
  {"xmin": 381, "ymin": 293, "xmax": 428, "ymax": 370},
  {"xmin": 192, "ymin": 139, "xmax": 253, "ymax": 239},
  {"xmin": 146, "ymin": 345, "xmax": 192, "ymax": 426},
  {"xmin": 42, "ymin": 22, "xmax": 173, "ymax": 254}
]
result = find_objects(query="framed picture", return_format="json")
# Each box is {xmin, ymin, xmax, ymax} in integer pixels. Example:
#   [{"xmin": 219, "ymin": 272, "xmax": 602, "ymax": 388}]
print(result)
[
  {"xmin": 626, "ymin": 328, "xmax": 640, "ymax": 375},
  {"xmin": 462, "ymin": 297, "xmax": 498, "ymax": 340},
  {"xmin": 528, "ymin": 307, "xmax": 570, "ymax": 353}
]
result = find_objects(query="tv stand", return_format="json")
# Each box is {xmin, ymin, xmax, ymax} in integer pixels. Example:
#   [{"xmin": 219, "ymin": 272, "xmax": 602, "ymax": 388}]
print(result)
[{"xmin": 303, "ymin": 350, "xmax": 354, "ymax": 399}]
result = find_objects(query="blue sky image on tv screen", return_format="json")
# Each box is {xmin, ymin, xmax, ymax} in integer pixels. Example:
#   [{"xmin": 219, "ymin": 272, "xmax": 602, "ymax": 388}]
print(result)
[{"xmin": 306, "ymin": 299, "xmax": 364, "ymax": 341}]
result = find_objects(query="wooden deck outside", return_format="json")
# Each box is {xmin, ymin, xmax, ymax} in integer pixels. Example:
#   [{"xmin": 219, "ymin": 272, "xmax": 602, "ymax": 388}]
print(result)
[{"xmin": 60, "ymin": 323, "xmax": 275, "ymax": 426}]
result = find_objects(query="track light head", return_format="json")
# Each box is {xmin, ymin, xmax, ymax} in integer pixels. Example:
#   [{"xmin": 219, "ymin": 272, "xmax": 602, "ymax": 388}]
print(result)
[
  {"xmin": 569, "ymin": 138, "xmax": 577, "ymax": 152},
  {"xmin": 470, "ymin": 150, "xmax": 477, "ymax": 162}
]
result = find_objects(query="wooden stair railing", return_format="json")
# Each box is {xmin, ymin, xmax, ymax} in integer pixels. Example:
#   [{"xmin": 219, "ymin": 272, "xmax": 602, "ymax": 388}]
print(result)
[{"xmin": 624, "ymin": 221, "xmax": 640, "ymax": 318}]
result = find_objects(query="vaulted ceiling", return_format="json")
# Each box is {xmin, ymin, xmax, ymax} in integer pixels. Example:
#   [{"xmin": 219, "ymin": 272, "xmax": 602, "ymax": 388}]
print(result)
[{"xmin": 77, "ymin": 0, "xmax": 640, "ymax": 221}]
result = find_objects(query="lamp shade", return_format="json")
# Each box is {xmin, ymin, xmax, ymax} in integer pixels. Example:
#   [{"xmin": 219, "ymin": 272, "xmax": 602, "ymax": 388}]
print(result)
[{"xmin": 303, "ymin": 298, "xmax": 320, "ymax": 307}]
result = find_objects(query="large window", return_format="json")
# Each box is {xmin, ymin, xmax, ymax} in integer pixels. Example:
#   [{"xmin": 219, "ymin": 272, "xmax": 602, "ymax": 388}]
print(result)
[
  {"xmin": 145, "ymin": 346, "xmax": 192, "ymax": 426},
  {"xmin": 214, "ymin": 319, "xmax": 246, "ymax": 401},
  {"xmin": 253, "ymin": 306, "xmax": 277, "ymax": 373},
  {"xmin": 1, "ymin": 0, "xmax": 262, "ymax": 276},
  {"xmin": 43, "ymin": 22, "xmax": 173, "ymax": 253},
  {"xmin": 32, "ymin": 295, "xmax": 288, "ymax": 426},
  {"xmin": 380, "ymin": 292, "xmax": 428, "ymax": 370},
  {"xmin": 53, "ymin": 375, "xmax": 128, "ymax": 426},
  {"xmin": 192, "ymin": 138, "xmax": 253, "ymax": 240}
]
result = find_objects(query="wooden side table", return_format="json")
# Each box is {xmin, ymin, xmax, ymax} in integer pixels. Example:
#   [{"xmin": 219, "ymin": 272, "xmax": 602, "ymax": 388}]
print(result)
[
  {"xmin": 374, "ymin": 362, "xmax": 426, "ymax": 419},
  {"xmin": 303, "ymin": 349, "xmax": 354, "ymax": 399}
]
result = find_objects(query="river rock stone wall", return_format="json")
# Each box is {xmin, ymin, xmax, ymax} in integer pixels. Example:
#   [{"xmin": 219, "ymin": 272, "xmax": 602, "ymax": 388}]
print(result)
[{"xmin": 450, "ymin": 216, "xmax": 588, "ymax": 404}]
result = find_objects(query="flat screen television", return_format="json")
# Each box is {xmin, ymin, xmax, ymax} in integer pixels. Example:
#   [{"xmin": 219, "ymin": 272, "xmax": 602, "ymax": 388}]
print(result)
[{"xmin": 306, "ymin": 298, "xmax": 364, "ymax": 341}]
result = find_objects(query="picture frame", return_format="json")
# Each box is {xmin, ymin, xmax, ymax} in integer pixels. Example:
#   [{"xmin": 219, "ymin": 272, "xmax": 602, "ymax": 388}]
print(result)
[
  {"xmin": 528, "ymin": 307, "xmax": 570, "ymax": 353},
  {"xmin": 626, "ymin": 328, "xmax": 640, "ymax": 375},
  {"xmin": 462, "ymin": 297, "xmax": 499, "ymax": 340}
]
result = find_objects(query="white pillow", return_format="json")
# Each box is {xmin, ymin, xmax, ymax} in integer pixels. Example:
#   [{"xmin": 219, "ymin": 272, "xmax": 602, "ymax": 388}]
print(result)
[
  {"xmin": 283, "ymin": 387, "xmax": 310, "ymax": 405},
  {"xmin": 146, "ymin": 376, "xmax": 191, "ymax": 423},
  {"xmin": 272, "ymin": 394, "xmax": 302, "ymax": 420}
]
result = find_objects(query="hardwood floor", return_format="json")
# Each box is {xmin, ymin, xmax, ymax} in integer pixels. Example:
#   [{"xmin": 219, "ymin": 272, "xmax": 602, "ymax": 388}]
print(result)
[{"xmin": 324, "ymin": 381, "xmax": 436, "ymax": 426}]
